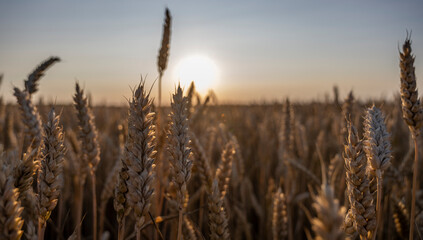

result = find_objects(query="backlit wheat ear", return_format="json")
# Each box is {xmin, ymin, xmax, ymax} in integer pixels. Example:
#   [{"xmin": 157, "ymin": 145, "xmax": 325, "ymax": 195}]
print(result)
[
  {"xmin": 343, "ymin": 120, "xmax": 376, "ymax": 238},
  {"xmin": 157, "ymin": 7, "xmax": 172, "ymax": 107},
  {"xmin": 272, "ymin": 187, "xmax": 288, "ymax": 240},
  {"xmin": 124, "ymin": 83, "xmax": 156, "ymax": 240},
  {"xmin": 399, "ymin": 36, "xmax": 422, "ymax": 240},
  {"xmin": 73, "ymin": 82, "xmax": 101, "ymax": 240},
  {"xmin": 13, "ymin": 87, "xmax": 43, "ymax": 157},
  {"xmin": 208, "ymin": 180, "xmax": 230, "ymax": 240},
  {"xmin": 363, "ymin": 105, "xmax": 391, "ymax": 240},
  {"xmin": 215, "ymin": 141, "xmax": 235, "ymax": 200},
  {"xmin": 0, "ymin": 155, "xmax": 24, "ymax": 240},
  {"xmin": 167, "ymin": 85, "xmax": 192, "ymax": 240},
  {"xmin": 311, "ymin": 183, "xmax": 345, "ymax": 240},
  {"xmin": 37, "ymin": 109, "xmax": 66, "ymax": 238},
  {"xmin": 24, "ymin": 57, "xmax": 60, "ymax": 95},
  {"xmin": 399, "ymin": 38, "xmax": 423, "ymax": 138},
  {"xmin": 73, "ymin": 82, "xmax": 101, "ymax": 176}
]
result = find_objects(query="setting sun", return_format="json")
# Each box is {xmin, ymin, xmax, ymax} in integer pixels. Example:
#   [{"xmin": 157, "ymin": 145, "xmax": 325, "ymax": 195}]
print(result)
[{"xmin": 175, "ymin": 55, "xmax": 219, "ymax": 94}]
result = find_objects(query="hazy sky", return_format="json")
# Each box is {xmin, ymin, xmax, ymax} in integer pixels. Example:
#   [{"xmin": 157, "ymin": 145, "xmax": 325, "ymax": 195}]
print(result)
[{"xmin": 1, "ymin": 0, "xmax": 423, "ymax": 105}]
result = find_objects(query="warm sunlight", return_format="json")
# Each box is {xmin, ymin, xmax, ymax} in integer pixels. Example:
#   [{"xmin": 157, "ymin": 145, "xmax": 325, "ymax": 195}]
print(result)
[{"xmin": 175, "ymin": 55, "xmax": 219, "ymax": 94}]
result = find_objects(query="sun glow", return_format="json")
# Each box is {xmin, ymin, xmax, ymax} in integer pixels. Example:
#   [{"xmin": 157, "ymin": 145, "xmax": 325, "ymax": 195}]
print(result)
[{"xmin": 175, "ymin": 55, "xmax": 219, "ymax": 94}]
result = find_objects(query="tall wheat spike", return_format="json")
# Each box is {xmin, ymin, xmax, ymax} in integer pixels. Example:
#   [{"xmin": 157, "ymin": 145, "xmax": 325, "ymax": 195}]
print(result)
[
  {"xmin": 363, "ymin": 105, "xmax": 391, "ymax": 240},
  {"xmin": 124, "ymin": 83, "xmax": 156, "ymax": 240},
  {"xmin": 157, "ymin": 8, "xmax": 171, "ymax": 107},
  {"xmin": 73, "ymin": 82, "xmax": 101, "ymax": 240},
  {"xmin": 167, "ymin": 85, "xmax": 192, "ymax": 240},
  {"xmin": 37, "ymin": 109, "xmax": 66, "ymax": 240},
  {"xmin": 343, "ymin": 120, "xmax": 376, "ymax": 239},
  {"xmin": 399, "ymin": 37, "xmax": 422, "ymax": 240}
]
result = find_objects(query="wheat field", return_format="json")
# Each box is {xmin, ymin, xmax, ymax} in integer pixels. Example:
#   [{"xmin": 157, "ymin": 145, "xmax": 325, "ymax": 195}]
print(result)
[{"xmin": 1, "ymin": 8, "xmax": 423, "ymax": 240}]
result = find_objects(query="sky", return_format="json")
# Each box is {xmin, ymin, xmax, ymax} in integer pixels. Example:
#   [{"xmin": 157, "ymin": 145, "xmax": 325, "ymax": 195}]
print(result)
[{"xmin": 1, "ymin": 0, "xmax": 423, "ymax": 105}]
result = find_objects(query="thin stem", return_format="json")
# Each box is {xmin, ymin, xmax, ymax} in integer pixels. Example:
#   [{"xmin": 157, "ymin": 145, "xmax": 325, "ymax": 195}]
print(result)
[
  {"xmin": 409, "ymin": 137, "xmax": 419, "ymax": 240},
  {"xmin": 177, "ymin": 208, "xmax": 183, "ymax": 240},
  {"xmin": 98, "ymin": 202, "xmax": 106, "ymax": 239},
  {"xmin": 158, "ymin": 73, "xmax": 163, "ymax": 108},
  {"xmin": 136, "ymin": 228, "xmax": 141, "ymax": 240},
  {"xmin": 373, "ymin": 169, "xmax": 382, "ymax": 240},
  {"xmin": 118, "ymin": 217, "xmax": 126, "ymax": 240},
  {"xmin": 76, "ymin": 178, "xmax": 85, "ymax": 240},
  {"xmin": 91, "ymin": 172, "xmax": 98, "ymax": 240},
  {"xmin": 38, "ymin": 220, "xmax": 45, "ymax": 240}
]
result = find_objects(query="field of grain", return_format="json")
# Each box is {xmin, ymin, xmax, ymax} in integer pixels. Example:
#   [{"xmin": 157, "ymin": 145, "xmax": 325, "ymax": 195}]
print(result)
[{"xmin": 1, "ymin": 8, "xmax": 423, "ymax": 240}]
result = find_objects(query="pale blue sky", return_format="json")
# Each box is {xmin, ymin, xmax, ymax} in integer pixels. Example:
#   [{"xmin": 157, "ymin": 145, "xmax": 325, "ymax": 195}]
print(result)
[{"xmin": 1, "ymin": 1, "xmax": 423, "ymax": 105}]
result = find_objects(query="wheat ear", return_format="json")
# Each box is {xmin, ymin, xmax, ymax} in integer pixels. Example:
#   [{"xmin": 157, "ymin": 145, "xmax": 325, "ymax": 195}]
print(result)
[
  {"xmin": 124, "ymin": 83, "xmax": 156, "ymax": 240},
  {"xmin": 167, "ymin": 85, "xmax": 192, "ymax": 240},
  {"xmin": 0, "ymin": 154, "xmax": 24, "ymax": 240},
  {"xmin": 208, "ymin": 180, "xmax": 230, "ymax": 240},
  {"xmin": 73, "ymin": 82, "xmax": 101, "ymax": 240},
  {"xmin": 157, "ymin": 8, "xmax": 171, "ymax": 107},
  {"xmin": 363, "ymin": 105, "xmax": 391, "ymax": 240},
  {"xmin": 37, "ymin": 109, "xmax": 65, "ymax": 240},
  {"xmin": 311, "ymin": 183, "xmax": 346, "ymax": 240},
  {"xmin": 399, "ymin": 37, "xmax": 422, "ymax": 240},
  {"xmin": 24, "ymin": 57, "xmax": 60, "ymax": 95},
  {"xmin": 215, "ymin": 141, "xmax": 235, "ymax": 200},
  {"xmin": 272, "ymin": 187, "xmax": 288, "ymax": 240},
  {"xmin": 344, "ymin": 120, "xmax": 376, "ymax": 238}
]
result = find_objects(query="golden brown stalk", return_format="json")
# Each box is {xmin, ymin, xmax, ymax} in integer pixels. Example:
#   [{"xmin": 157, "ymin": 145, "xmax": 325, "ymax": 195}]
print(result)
[
  {"xmin": 344, "ymin": 121, "xmax": 376, "ymax": 238},
  {"xmin": 124, "ymin": 83, "xmax": 156, "ymax": 240},
  {"xmin": 272, "ymin": 188, "xmax": 288, "ymax": 240},
  {"xmin": 363, "ymin": 105, "xmax": 391, "ymax": 240},
  {"xmin": 215, "ymin": 141, "xmax": 235, "ymax": 200},
  {"xmin": 399, "ymin": 37, "xmax": 422, "ymax": 240},
  {"xmin": 73, "ymin": 82, "xmax": 101, "ymax": 240},
  {"xmin": 157, "ymin": 7, "xmax": 171, "ymax": 107},
  {"xmin": 0, "ymin": 154, "xmax": 24, "ymax": 240},
  {"xmin": 311, "ymin": 183, "xmax": 345, "ymax": 240},
  {"xmin": 167, "ymin": 85, "xmax": 192, "ymax": 240},
  {"xmin": 208, "ymin": 180, "xmax": 230, "ymax": 240},
  {"xmin": 37, "ymin": 109, "xmax": 66, "ymax": 240}
]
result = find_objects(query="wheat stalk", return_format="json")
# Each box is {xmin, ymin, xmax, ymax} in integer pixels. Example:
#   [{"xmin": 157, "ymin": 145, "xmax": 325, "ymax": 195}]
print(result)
[
  {"xmin": 24, "ymin": 57, "xmax": 60, "ymax": 95},
  {"xmin": 215, "ymin": 141, "xmax": 235, "ymax": 200},
  {"xmin": 311, "ymin": 183, "xmax": 345, "ymax": 240},
  {"xmin": 208, "ymin": 180, "xmax": 230, "ymax": 240},
  {"xmin": 157, "ymin": 7, "xmax": 171, "ymax": 108},
  {"xmin": 343, "ymin": 120, "xmax": 376, "ymax": 239},
  {"xmin": 399, "ymin": 37, "xmax": 422, "ymax": 240},
  {"xmin": 272, "ymin": 187, "xmax": 288, "ymax": 240},
  {"xmin": 0, "ymin": 154, "xmax": 24, "ymax": 240},
  {"xmin": 124, "ymin": 83, "xmax": 156, "ymax": 240},
  {"xmin": 167, "ymin": 85, "xmax": 192, "ymax": 240},
  {"xmin": 363, "ymin": 105, "xmax": 391, "ymax": 240},
  {"xmin": 73, "ymin": 82, "xmax": 101, "ymax": 240},
  {"xmin": 37, "ymin": 109, "xmax": 65, "ymax": 240}
]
